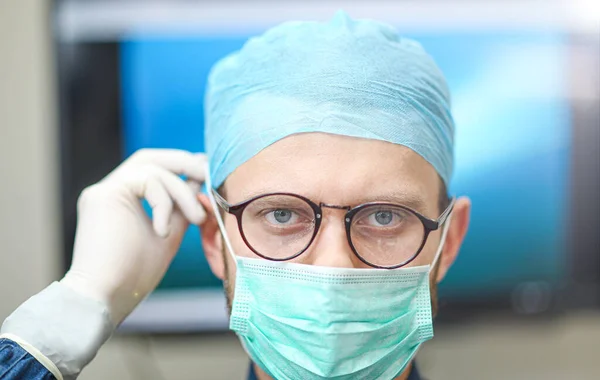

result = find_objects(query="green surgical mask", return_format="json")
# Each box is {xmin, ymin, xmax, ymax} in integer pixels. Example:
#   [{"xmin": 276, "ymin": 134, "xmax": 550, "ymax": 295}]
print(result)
[{"xmin": 207, "ymin": 171, "xmax": 451, "ymax": 380}]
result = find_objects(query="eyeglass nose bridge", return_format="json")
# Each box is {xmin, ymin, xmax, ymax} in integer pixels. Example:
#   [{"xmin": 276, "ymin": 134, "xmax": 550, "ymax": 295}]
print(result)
[
  {"xmin": 319, "ymin": 203, "xmax": 351, "ymax": 211},
  {"xmin": 316, "ymin": 203, "xmax": 352, "ymax": 220}
]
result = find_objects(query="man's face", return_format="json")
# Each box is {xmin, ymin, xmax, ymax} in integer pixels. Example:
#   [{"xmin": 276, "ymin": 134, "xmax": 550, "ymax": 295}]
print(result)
[{"xmin": 200, "ymin": 132, "xmax": 471, "ymax": 311}]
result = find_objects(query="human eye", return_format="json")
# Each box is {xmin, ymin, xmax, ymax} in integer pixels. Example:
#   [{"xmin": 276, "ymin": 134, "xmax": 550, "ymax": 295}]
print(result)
[
  {"xmin": 245, "ymin": 195, "xmax": 315, "ymax": 237},
  {"xmin": 354, "ymin": 205, "xmax": 413, "ymax": 232},
  {"xmin": 264, "ymin": 209, "xmax": 300, "ymax": 225},
  {"xmin": 255, "ymin": 207, "xmax": 314, "ymax": 238},
  {"xmin": 364, "ymin": 209, "xmax": 406, "ymax": 227},
  {"xmin": 352, "ymin": 205, "xmax": 422, "ymax": 245}
]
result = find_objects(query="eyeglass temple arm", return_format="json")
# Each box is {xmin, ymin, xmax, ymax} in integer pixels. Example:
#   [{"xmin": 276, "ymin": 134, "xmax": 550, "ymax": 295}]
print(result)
[
  {"xmin": 437, "ymin": 197, "xmax": 456, "ymax": 226},
  {"xmin": 211, "ymin": 188, "xmax": 231, "ymax": 212}
]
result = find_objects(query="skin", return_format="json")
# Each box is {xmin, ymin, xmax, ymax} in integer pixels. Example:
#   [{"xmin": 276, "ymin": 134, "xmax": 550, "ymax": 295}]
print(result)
[{"xmin": 198, "ymin": 132, "xmax": 471, "ymax": 380}]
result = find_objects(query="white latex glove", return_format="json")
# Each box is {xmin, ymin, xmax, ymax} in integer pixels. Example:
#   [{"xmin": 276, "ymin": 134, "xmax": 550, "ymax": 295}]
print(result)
[{"xmin": 60, "ymin": 148, "xmax": 207, "ymax": 325}]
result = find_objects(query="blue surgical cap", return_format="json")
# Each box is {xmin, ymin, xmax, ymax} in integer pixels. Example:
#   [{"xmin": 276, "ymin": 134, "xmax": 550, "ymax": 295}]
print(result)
[{"xmin": 205, "ymin": 11, "xmax": 454, "ymax": 188}]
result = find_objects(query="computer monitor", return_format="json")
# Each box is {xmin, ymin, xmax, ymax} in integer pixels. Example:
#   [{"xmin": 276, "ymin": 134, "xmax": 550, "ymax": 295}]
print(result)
[{"xmin": 55, "ymin": 1, "xmax": 599, "ymax": 332}]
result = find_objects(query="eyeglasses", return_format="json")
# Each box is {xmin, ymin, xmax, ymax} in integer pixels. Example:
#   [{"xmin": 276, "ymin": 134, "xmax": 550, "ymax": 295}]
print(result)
[{"xmin": 212, "ymin": 190, "xmax": 454, "ymax": 269}]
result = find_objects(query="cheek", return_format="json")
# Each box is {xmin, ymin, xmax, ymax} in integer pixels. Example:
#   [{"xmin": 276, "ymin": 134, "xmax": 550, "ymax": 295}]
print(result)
[
  {"xmin": 223, "ymin": 214, "xmax": 258, "ymax": 258},
  {"xmin": 225, "ymin": 252, "xmax": 237, "ymax": 296},
  {"xmin": 408, "ymin": 229, "xmax": 441, "ymax": 267}
]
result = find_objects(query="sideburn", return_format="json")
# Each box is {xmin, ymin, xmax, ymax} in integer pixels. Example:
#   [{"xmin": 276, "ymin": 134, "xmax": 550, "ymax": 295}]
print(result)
[
  {"xmin": 221, "ymin": 239, "xmax": 234, "ymax": 315},
  {"xmin": 429, "ymin": 257, "xmax": 441, "ymax": 318}
]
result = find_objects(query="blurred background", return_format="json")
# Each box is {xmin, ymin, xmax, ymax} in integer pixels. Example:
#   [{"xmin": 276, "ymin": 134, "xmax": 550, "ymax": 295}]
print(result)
[{"xmin": 1, "ymin": 0, "xmax": 599, "ymax": 379}]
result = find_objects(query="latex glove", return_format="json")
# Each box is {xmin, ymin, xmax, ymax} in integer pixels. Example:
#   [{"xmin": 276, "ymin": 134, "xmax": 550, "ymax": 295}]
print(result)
[{"xmin": 60, "ymin": 148, "xmax": 207, "ymax": 325}]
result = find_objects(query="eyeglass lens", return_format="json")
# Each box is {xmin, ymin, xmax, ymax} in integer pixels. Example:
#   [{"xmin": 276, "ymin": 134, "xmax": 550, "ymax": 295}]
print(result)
[{"xmin": 239, "ymin": 194, "xmax": 427, "ymax": 267}]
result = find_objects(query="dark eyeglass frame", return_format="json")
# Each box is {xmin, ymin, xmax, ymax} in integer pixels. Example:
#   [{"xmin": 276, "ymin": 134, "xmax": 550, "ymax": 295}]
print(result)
[{"xmin": 212, "ymin": 189, "xmax": 455, "ymax": 269}]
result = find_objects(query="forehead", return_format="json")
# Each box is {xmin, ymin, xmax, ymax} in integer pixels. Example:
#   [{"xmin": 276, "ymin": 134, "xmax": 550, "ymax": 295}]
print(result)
[{"xmin": 224, "ymin": 133, "xmax": 441, "ymax": 214}]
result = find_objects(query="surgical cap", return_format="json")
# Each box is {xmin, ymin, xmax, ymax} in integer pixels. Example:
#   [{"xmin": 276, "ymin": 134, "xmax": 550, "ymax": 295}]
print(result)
[{"xmin": 205, "ymin": 11, "xmax": 454, "ymax": 188}]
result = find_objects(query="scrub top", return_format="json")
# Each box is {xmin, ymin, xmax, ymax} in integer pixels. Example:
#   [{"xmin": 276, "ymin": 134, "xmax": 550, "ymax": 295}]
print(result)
[
  {"xmin": 247, "ymin": 362, "xmax": 423, "ymax": 380},
  {"xmin": 0, "ymin": 337, "xmax": 423, "ymax": 380}
]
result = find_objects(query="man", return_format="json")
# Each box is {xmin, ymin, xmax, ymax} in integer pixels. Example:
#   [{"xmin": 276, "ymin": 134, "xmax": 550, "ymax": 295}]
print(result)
[{"xmin": 0, "ymin": 12, "xmax": 470, "ymax": 380}]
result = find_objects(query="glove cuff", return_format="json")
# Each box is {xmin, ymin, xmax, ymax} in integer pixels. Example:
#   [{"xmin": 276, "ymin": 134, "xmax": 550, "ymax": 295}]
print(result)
[{"xmin": 1, "ymin": 281, "xmax": 115, "ymax": 379}]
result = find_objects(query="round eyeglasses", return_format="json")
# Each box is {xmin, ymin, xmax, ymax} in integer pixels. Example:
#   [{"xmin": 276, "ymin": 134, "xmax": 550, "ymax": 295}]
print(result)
[{"xmin": 212, "ymin": 190, "xmax": 455, "ymax": 269}]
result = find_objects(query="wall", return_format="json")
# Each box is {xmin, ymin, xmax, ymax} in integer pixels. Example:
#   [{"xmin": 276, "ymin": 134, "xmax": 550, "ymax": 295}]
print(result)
[{"xmin": 0, "ymin": 0, "xmax": 61, "ymax": 319}]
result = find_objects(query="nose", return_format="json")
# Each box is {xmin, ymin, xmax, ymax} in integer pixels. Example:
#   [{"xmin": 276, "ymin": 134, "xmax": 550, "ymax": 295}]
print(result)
[{"xmin": 304, "ymin": 208, "xmax": 362, "ymax": 268}]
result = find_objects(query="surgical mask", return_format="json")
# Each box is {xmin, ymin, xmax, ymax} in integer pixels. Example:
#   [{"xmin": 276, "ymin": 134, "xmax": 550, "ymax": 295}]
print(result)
[{"xmin": 206, "ymin": 169, "xmax": 451, "ymax": 380}]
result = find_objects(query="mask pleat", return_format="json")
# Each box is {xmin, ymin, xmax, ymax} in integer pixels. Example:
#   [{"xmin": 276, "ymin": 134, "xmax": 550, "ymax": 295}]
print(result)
[{"xmin": 230, "ymin": 257, "xmax": 435, "ymax": 379}]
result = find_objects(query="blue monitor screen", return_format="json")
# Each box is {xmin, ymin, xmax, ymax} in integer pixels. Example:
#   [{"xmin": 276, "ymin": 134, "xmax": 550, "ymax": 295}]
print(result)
[{"xmin": 121, "ymin": 31, "xmax": 569, "ymax": 302}]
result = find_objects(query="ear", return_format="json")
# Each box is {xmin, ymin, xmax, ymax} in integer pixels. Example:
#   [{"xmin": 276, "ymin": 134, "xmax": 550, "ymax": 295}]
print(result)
[
  {"xmin": 197, "ymin": 193, "xmax": 226, "ymax": 280},
  {"xmin": 435, "ymin": 196, "xmax": 471, "ymax": 283}
]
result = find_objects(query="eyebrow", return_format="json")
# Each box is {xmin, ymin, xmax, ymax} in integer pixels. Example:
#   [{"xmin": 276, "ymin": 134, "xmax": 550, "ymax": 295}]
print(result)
[
  {"xmin": 237, "ymin": 188, "xmax": 429, "ymax": 214},
  {"xmin": 356, "ymin": 192, "xmax": 428, "ymax": 213}
]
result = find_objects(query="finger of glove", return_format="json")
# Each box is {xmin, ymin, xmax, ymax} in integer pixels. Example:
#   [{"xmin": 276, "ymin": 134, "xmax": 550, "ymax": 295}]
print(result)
[
  {"xmin": 185, "ymin": 179, "xmax": 206, "ymax": 222},
  {"xmin": 165, "ymin": 208, "xmax": 190, "ymax": 253},
  {"xmin": 145, "ymin": 177, "xmax": 173, "ymax": 238},
  {"xmin": 129, "ymin": 149, "xmax": 207, "ymax": 183},
  {"xmin": 151, "ymin": 166, "xmax": 205, "ymax": 225}
]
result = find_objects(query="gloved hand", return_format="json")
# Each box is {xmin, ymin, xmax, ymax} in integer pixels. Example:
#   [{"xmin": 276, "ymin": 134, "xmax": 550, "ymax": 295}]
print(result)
[{"xmin": 60, "ymin": 149, "xmax": 207, "ymax": 325}]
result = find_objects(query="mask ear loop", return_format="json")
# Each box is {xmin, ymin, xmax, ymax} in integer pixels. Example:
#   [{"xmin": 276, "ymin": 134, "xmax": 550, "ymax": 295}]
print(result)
[
  {"xmin": 205, "ymin": 162, "xmax": 239, "ymax": 268},
  {"xmin": 206, "ymin": 163, "xmax": 254, "ymax": 357},
  {"xmin": 430, "ymin": 211, "xmax": 453, "ymax": 273},
  {"xmin": 408, "ymin": 212, "xmax": 454, "ymax": 365}
]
